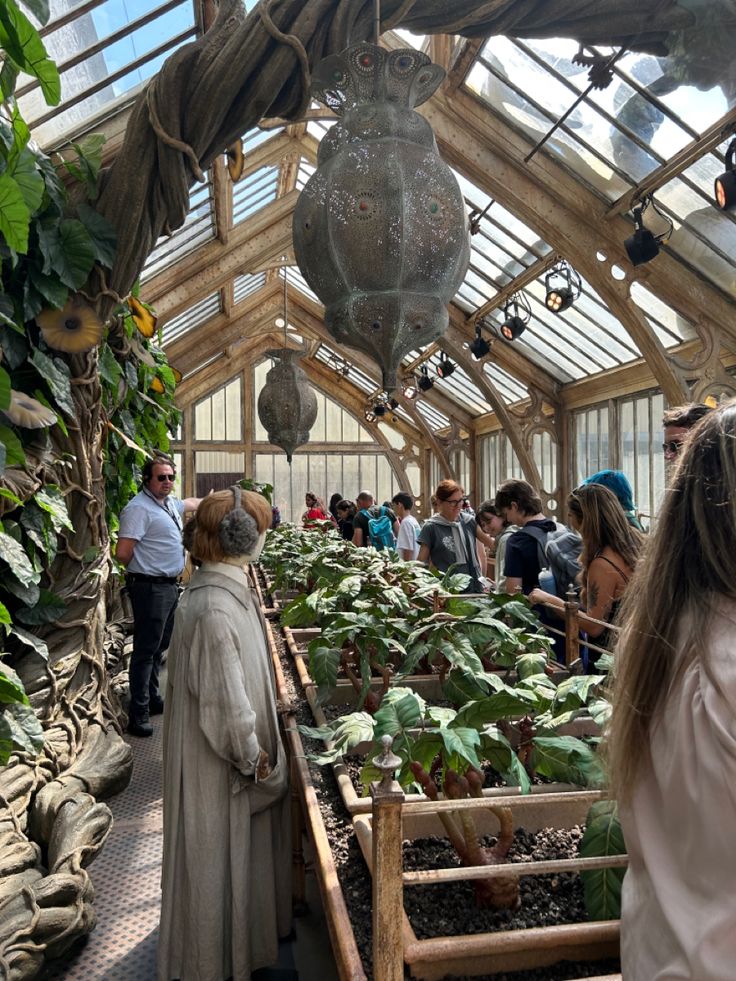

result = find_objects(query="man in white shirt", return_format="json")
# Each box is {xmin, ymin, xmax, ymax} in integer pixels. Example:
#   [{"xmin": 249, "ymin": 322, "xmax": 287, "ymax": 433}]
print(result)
[{"xmin": 392, "ymin": 492, "xmax": 421, "ymax": 561}]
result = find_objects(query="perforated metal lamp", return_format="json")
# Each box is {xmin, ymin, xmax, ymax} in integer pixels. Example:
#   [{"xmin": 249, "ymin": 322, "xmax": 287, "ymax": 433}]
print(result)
[
  {"xmin": 292, "ymin": 42, "xmax": 470, "ymax": 392},
  {"xmin": 256, "ymin": 349, "xmax": 318, "ymax": 463}
]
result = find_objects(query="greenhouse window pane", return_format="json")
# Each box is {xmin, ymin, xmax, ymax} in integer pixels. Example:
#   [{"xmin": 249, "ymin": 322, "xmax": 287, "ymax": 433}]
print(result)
[{"xmin": 161, "ymin": 292, "xmax": 220, "ymax": 345}]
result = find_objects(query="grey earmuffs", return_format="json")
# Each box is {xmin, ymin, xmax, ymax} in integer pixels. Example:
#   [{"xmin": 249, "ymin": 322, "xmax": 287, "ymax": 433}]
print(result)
[{"xmin": 219, "ymin": 485, "xmax": 259, "ymax": 556}]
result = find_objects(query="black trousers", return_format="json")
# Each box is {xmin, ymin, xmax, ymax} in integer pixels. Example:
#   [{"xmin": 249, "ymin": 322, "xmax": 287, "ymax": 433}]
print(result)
[{"xmin": 127, "ymin": 580, "xmax": 179, "ymax": 723}]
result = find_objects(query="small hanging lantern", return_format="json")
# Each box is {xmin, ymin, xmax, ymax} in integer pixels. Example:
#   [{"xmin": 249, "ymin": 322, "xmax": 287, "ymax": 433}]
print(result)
[
  {"xmin": 256, "ymin": 266, "xmax": 318, "ymax": 464},
  {"xmin": 257, "ymin": 348, "xmax": 318, "ymax": 464},
  {"xmin": 293, "ymin": 41, "xmax": 470, "ymax": 392}
]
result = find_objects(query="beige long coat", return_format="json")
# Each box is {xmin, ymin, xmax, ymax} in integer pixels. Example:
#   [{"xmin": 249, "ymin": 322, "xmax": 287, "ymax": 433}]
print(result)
[{"xmin": 157, "ymin": 562, "xmax": 291, "ymax": 981}]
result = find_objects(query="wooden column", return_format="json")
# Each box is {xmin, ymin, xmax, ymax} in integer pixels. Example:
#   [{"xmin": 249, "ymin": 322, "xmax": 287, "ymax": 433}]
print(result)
[{"xmin": 370, "ymin": 737, "xmax": 405, "ymax": 981}]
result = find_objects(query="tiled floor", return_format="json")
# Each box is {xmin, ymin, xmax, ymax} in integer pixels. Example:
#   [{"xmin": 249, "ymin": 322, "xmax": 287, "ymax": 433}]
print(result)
[{"xmin": 44, "ymin": 713, "xmax": 339, "ymax": 981}]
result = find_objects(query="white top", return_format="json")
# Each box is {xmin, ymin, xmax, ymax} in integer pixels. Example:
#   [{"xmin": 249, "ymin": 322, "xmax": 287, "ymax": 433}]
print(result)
[
  {"xmin": 118, "ymin": 489, "xmax": 186, "ymax": 577},
  {"xmin": 620, "ymin": 599, "xmax": 736, "ymax": 981},
  {"xmin": 396, "ymin": 513, "xmax": 421, "ymax": 560}
]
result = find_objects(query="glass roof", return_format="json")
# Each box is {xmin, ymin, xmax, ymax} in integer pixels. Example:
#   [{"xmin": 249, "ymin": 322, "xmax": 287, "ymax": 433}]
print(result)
[
  {"xmin": 161, "ymin": 291, "xmax": 220, "ymax": 345},
  {"xmin": 466, "ymin": 34, "xmax": 736, "ymax": 301}
]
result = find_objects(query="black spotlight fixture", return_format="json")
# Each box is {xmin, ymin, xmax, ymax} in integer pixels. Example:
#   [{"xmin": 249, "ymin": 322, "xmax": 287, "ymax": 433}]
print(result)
[
  {"xmin": 715, "ymin": 139, "xmax": 736, "ymax": 211},
  {"xmin": 468, "ymin": 323, "xmax": 491, "ymax": 360},
  {"xmin": 544, "ymin": 259, "xmax": 582, "ymax": 314},
  {"xmin": 373, "ymin": 402, "xmax": 387, "ymax": 417},
  {"xmin": 417, "ymin": 365, "xmax": 434, "ymax": 392},
  {"xmin": 436, "ymin": 356, "xmax": 456, "ymax": 379},
  {"xmin": 500, "ymin": 292, "xmax": 531, "ymax": 342},
  {"xmin": 388, "ymin": 397, "xmax": 399, "ymax": 410},
  {"xmin": 624, "ymin": 196, "xmax": 673, "ymax": 267}
]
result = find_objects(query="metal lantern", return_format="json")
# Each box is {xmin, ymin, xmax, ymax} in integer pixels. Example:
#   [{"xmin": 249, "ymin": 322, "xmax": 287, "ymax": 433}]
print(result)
[
  {"xmin": 257, "ymin": 349, "xmax": 318, "ymax": 463},
  {"xmin": 293, "ymin": 42, "xmax": 470, "ymax": 391}
]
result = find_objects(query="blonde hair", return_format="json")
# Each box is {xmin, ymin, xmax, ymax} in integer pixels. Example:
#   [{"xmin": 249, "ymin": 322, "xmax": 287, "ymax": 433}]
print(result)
[
  {"xmin": 606, "ymin": 400, "xmax": 736, "ymax": 802},
  {"xmin": 190, "ymin": 488, "xmax": 271, "ymax": 563}
]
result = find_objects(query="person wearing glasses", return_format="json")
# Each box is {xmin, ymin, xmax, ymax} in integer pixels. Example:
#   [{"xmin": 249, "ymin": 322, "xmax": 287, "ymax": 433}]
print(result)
[
  {"xmin": 116, "ymin": 454, "xmax": 203, "ymax": 737},
  {"xmin": 417, "ymin": 480, "xmax": 491, "ymax": 593},
  {"xmin": 662, "ymin": 402, "xmax": 713, "ymax": 464}
]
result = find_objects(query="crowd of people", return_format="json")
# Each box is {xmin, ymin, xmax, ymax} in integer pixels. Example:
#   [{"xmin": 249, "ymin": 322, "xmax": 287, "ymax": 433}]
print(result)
[{"xmin": 116, "ymin": 399, "xmax": 724, "ymax": 980}]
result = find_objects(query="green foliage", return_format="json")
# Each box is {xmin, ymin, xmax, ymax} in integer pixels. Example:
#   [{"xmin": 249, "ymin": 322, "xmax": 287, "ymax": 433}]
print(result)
[
  {"xmin": 579, "ymin": 800, "xmax": 626, "ymax": 920},
  {"xmin": 0, "ymin": 664, "xmax": 43, "ymax": 765}
]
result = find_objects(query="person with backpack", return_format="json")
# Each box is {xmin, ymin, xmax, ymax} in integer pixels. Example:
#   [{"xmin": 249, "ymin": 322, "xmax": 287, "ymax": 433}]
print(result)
[
  {"xmin": 391, "ymin": 491, "xmax": 421, "ymax": 561},
  {"xmin": 418, "ymin": 480, "xmax": 492, "ymax": 593},
  {"xmin": 529, "ymin": 483, "xmax": 644, "ymax": 668},
  {"xmin": 476, "ymin": 501, "xmax": 519, "ymax": 594},
  {"xmin": 352, "ymin": 491, "xmax": 399, "ymax": 549}
]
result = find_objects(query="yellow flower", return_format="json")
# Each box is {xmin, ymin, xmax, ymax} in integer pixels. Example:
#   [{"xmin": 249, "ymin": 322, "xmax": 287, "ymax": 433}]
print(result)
[
  {"xmin": 128, "ymin": 296, "xmax": 157, "ymax": 338},
  {"xmin": 150, "ymin": 376, "xmax": 165, "ymax": 394},
  {"xmin": 227, "ymin": 139, "xmax": 244, "ymax": 182},
  {"xmin": 4, "ymin": 391, "xmax": 57, "ymax": 429},
  {"xmin": 36, "ymin": 296, "xmax": 103, "ymax": 353}
]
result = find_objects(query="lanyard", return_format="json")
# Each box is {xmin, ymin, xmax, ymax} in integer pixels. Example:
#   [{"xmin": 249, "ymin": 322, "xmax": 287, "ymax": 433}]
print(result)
[{"xmin": 143, "ymin": 489, "xmax": 183, "ymax": 532}]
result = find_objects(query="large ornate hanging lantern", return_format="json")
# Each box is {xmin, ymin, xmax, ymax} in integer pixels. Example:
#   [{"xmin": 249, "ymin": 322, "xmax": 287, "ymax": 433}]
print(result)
[
  {"xmin": 257, "ymin": 348, "xmax": 318, "ymax": 464},
  {"xmin": 293, "ymin": 42, "xmax": 470, "ymax": 392}
]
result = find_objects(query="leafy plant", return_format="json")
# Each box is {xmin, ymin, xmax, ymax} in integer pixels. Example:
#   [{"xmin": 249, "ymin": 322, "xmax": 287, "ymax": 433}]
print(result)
[
  {"xmin": 579, "ymin": 799, "xmax": 626, "ymax": 920},
  {"xmin": 0, "ymin": 662, "xmax": 44, "ymax": 765}
]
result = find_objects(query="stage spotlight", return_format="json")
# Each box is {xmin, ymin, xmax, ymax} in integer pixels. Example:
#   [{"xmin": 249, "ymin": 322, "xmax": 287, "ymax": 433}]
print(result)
[
  {"xmin": 500, "ymin": 293, "xmax": 531, "ymax": 342},
  {"xmin": 373, "ymin": 402, "xmax": 387, "ymax": 417},
  {"xmin": 545, "ymin": 260, "xmax": 582, "ymax": 314},
  {"xmin": 364, "ymin": 409, "xmax": 376, "ymax": 423},
  {"xmin": 624, "ymin": 197, "xmax": 672, "ymax": 267},
  {"xmin": 436, "ymin": 356, "xmax": 456, "ymax": 379},
  {"xmin": 417, "ymin": 366, "xmax": 434, "ymax": 392},
  {"xmin": 402, "ymin": 381, "xmax": 417, "ymax": 400},
  {"xmin": 468, "ymin": 324, "xmax": 491, "ymax": 360},
  {"xmin": 388, "ymin": 397, "xmax": 399, "ymax": 410},
  {"xmin": 715, "ymin": 139, "xmax": 736, "ymax": 211}
]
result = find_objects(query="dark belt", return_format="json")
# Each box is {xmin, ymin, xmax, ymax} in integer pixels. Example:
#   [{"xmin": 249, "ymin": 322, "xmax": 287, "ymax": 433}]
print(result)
[{"xmin": 126, "ymin": 573, "xmax": 179, "ymax": 584}]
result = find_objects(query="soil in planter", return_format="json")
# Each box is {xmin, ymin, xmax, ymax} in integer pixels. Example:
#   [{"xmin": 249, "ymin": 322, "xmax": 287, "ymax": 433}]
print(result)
[{"xmin": 274, "ymin": 623, "xmax": 620, "ymax": 981}]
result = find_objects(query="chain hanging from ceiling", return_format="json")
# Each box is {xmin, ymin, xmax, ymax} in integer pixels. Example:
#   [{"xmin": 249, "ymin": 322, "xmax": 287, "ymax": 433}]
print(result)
[{"xmin": 292, "ymin": 35, "xmax": 470, "ymax": 393}]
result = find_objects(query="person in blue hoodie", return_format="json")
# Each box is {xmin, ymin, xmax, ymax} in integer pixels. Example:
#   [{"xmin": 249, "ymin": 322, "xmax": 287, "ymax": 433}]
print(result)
[{"xmin": 581, "ymin": 469, "xmax": 645, "ymax": 532}]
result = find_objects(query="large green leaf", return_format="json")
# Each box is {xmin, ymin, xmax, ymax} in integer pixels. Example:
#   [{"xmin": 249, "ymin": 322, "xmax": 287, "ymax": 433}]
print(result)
[
  {"xmin": 33, "ymin": 485, "xmax": 73, "ymax": 533},
  {"xmin": 0, "ymin": 716, "xmax": 13, "ymax": 766},
  {"xmin": 552, "ymin": 674, "xmax": 606, "ymax": 715},
  {"xmin": 453, "ymin": 686, "xmax": 537, "ymax": 728},
  {"xmin": 0, "ymin": 366, "xmax": 11, "ymax": 411},
  {"xmin": 0, "ymin": 171, "xmax": 30, "ymax": 252},
  {"xmin": 98, "ymin": 344, "xmax": 123, "ymax": 388},
  {"xmin": 309, "ymin": 645, "xmax": 340, "ymax": 693},
  {"xmin": 9, "ymin": 625, "xmax": 48, "ymax": 659},
  {"xmin": 0, "ymin": 599, "xmax": 11, "ymax": 624},
  {"xmin": 437, "ymin": 726, "xmax": 481, "ymax": 770},
  {"xmin": 0, "ymin": 529, "xmax": 39, "ymax": 585},
  {"xmin": 28, "ymin": 263, "xmax": 68, "ymax": 309},
  {"xmin": 516, "ymin": 651, "xmax": 547, "ymax": 679},
  {"xmin": 0, "ymin": 422, "xmax": 25, "ymax": 471},
  {"xmin": 16, "ymin": 588, "xmax": 66, "ymax": 625},
  {"xmin": 76, "ymin": 202, "xmax": 117, "ymax": 266},
  {"xmin": 373, "ymin": 691, "xmax": 423, "ymax": 741},
  {"xmin": 533, "ymin": 735, "xmax": 606, "ymax": 788},
  {"xmin": 30, "ymin": 349, "xmax": 75, "ymax": 416},
  {"xmin": 3, "ymin": 701, "xmax": 44, "ymax": 755},
  {"xmin": 0, "ymin": 667, "xmax": 29, "ymax": 705},
  {"xmin": 480, "ymin": 725, "xmax": 532, "ymax": 793},
  {"xmin": 0, "ymin": 0, "xmax": 59, "ymax": 103},
  {"xmin": 18, "ymin": 0, "xmax": 50, "ymax": 27},
  {"xmin": 579, "ymin": 800, "xmax": 626, "ymax": 921},
  {"xmin": 12, "ymin": 147, "xmax": 44, "ymax": 213},
  {"xmin": 51, "ymin": 218, "xmax": 96, "ymax": 287},
  {"xmin": 5, "ymin": 104, "xmax": 30, "ymax": 172},
  {"xmin": 442, "ymin": 667, "xmax": 494, "ymax": 707}
]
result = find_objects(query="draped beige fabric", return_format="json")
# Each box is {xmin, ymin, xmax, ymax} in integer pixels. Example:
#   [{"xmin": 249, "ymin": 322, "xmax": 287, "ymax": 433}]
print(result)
[
  {"xmin": 620, "ymin": 599, "xmax": 736, "ymax": 980},
  {"xmin": 158, "ymin": 563, "xmax": 291, "ymax": 981}
]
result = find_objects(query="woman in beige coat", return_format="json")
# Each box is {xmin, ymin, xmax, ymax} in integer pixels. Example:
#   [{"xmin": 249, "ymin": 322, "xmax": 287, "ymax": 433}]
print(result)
[
  {"xmin": 158, "ymin": 487, "xmax": 290, "ymax": 981},
  {"xmin": 607, "ymin": 400, "xmax": 736, "ymax": 980}
]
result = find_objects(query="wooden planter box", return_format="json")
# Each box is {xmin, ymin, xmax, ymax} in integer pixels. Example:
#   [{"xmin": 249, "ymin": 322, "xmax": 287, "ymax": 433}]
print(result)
[{"xmin": 354, "ymin": 789, "xmax": 622, "ymax": 980}]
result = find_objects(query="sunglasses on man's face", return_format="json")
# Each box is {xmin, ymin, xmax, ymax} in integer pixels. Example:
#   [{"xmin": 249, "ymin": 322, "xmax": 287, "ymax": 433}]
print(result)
[
  {"xmin": 156, "ymin": 474, "xmax": 175, "ymax": 483},
  {"xmin": 662, "ymin": 441, "xmax": 682, "ymax": 455}
]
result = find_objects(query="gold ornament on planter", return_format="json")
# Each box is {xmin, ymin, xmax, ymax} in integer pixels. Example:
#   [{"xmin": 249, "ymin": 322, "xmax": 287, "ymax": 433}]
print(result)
[
  {"xmin": 36, "ymin": 295, "xmax": 103, "ymax": 353},
  {"xmin": 292, "ymin": 42, "xmax": 470, "ymax": 391}
]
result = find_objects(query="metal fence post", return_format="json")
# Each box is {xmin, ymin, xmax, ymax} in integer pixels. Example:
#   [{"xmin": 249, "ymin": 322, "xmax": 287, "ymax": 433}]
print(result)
[
  {"xmin": 564, "ymin": 584, "xmax": 581, "ymax": 667},
  {"xmin": 370, "ymin": 735, "xmax": 405, "ymax": 981}
]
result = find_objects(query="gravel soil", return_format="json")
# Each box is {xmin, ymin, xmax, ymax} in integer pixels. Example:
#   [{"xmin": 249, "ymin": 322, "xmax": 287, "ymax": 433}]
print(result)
[{"xmin": 269, "ymin": 606, "xmax": 620, "ymax": 981}]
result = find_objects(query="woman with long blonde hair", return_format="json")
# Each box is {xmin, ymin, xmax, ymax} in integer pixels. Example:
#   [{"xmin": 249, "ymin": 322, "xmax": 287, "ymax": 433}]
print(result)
[
  {"xmin": 607, "ymin": 400, "xmax": 736, "ymax": 980},
  {"xmin": 529, "ymin": 483, "xmax": 643, "ymax": 658}
]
